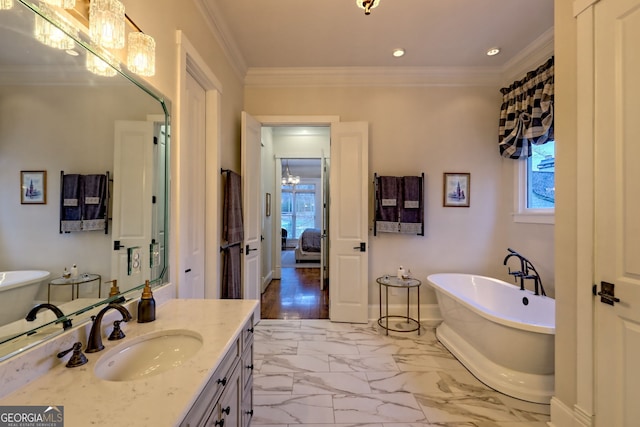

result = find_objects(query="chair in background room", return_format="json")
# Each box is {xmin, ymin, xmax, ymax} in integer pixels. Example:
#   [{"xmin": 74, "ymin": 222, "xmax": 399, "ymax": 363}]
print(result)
[{"xmin": 281, "ymin": 228, "xmax": 288, "ymax": 250}]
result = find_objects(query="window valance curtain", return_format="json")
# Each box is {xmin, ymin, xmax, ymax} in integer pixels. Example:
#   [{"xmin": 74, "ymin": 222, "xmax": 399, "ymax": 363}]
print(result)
[{"xmin": 498, "ymin": 56, "xmax": 554, "ymax": 159}]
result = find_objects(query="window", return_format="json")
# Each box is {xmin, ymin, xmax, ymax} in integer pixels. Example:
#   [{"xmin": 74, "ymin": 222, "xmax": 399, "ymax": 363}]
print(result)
[
  {"xmin": 281, "ymin": 183, "xmax": 316, "ymax": 238},
  {"xmin": 514, "ymin": 140, "xmax": 555, "ymax": 224}
]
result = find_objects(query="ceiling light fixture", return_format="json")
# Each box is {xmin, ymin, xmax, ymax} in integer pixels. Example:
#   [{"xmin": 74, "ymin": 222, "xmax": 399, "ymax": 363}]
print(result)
[
  {"xmin": 486, "ymin": 47, "xmax": 501, "ymax": 56},
  {"xmin": 281, "ymin": 160, "xmax": 300, "ymax": 186},
  {"xmin": 34, "ymin": 5, "xmax": 76, "ymax": 50},
  {"xmin": 86, "ymin": 48, "xmax": 118, "ymax": 76},
  {"xmin": 392, "ymin": 48, "xmax": 405, "ymax": 58},
  {"xmin": 0, "ymin": 0, "xmax": 13, "ymax": 10},
  {"xmin": 356, "ymin": 0, "xmax": 380, "ymax": 15},
  {"xmin": 126, "ymin": 23, "xmax": 155, "ymax": 76},
  {"xmin": 89, "ymin": 0, "xmax": 125, "ymax": 49}
]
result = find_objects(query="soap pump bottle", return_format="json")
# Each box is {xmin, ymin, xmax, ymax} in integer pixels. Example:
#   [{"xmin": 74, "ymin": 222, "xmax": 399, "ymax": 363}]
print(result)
[
  {"xmin": 137, "ymin": 280, "xmax": 156, "ymax": 323},
  {"xmin": 397, "ymin": 266, "xmax": 405, "ymax": 279},
  {"xmin": 108, "ymin": 279, "xmax": 120, "ymax": 297}
]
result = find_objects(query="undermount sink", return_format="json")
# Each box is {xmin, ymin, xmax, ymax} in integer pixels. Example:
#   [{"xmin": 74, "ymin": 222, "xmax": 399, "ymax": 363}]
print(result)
[{"xmin": 94, "ymin": 329, "xmax": 203, "ymax": 382}]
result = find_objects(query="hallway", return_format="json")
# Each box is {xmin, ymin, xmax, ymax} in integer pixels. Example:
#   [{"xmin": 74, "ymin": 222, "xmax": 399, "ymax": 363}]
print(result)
[{"xmin": 261, "ymin": 267, "xmax": 328, "ymax": 319}]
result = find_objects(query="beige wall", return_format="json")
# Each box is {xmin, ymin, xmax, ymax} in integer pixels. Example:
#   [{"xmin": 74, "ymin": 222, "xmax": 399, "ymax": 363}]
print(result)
[
  {"xmin": 554, "ymin": 0, "xmax": 579, "ymax": 410},
  {"xmin": 245, "ymin": 84, "xmax": 555, "ymax": 310}
]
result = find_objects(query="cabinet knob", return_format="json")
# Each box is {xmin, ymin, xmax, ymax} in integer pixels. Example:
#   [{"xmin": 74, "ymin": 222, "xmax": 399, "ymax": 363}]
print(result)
[
  {"xmin": 246, "ymin": 364, "xmax": 254, "ymax": 370},
  {"xmin": 222, "ymin": 406, "xmax": 231, "ymax": 415},
  {"xmin": 247, "ymin": 327, "xmax": 254, "ymax": 333},
  {"xmin": 217, "ymin": 377, "xmax": 227, "ymax": 386},
  {"xmin": 215, "ymin": 420, "xmax": 224, "ymax": 427}
]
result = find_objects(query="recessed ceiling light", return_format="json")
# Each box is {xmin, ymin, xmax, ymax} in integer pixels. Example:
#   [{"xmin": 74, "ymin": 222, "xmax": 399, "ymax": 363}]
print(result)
[
  {"xmin": 392, "ymin": 48, "xmax": 405, "ymax": 58},
  {"xmin": 486, "ymin": 47, "xmax": 501, "ymax": 56}
]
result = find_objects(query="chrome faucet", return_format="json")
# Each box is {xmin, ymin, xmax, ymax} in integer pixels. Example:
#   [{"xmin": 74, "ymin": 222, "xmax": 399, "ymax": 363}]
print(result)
[
  {"xmin": 85, "ymin": 303, "xmax": 132, "ymax": 353},
  {"xmin": 25, "ymin": 303, "xmax": 72, "ymax": 330},
  {"xmin": 503, "ymin": 248, "xmax": 546, "ymax": 296}
]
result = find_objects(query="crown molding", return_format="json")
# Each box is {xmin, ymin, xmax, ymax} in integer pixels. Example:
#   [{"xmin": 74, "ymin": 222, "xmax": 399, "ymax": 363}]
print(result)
[{"xmin": 192, "ymin": 0, "xmax": 247, "ymax": 80}]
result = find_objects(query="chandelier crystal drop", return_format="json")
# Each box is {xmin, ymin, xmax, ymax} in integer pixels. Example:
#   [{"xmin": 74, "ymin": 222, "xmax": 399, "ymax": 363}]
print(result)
[
  {"xmin": 127, "ymin": 32, "xmax": 156, "ymax": 76},
  {"xmin": 34, "ymin": 6, "xmax": 76, "ymax": 50},
  {"xmin": 89, "ymin": 0, "xmax": 125, "ymax": 49}
]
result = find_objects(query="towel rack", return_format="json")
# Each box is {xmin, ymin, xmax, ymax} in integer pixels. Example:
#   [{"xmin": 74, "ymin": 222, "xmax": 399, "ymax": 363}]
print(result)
[
  {"xmin": 59, "ymin": 171, "xmax": 110, "ymax": 234},
  {"xmin": 373, "ymin": 172, "xmax": 425, "ymax": 236}
]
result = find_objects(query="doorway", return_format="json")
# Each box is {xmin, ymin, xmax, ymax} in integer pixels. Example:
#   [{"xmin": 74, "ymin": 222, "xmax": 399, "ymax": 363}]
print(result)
[{"xmin": 261, "ymin": 127, "xmax": 329, "ymax": 319}]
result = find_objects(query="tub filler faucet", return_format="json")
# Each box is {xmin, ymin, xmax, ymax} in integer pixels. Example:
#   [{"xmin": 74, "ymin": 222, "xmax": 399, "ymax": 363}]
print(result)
[
  {"xmin": 25, "ymin": 303, "xmax": 73, "ymax": 330},
  {"xmin": 86, "ymin": 303, "xmax": 132, "ymax": 353},
  {"xmin": 503, "ymin": 248, "xmax": 546, "ymax": 296}
]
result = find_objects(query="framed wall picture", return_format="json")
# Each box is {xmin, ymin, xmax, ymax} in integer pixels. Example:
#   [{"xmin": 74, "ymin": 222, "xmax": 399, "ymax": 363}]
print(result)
[
  {"xmin": 443, "ymin": 172, "xmax": 470, "ymax": 207},
  {"xmin": 20, "ymin": 170, "xmax": 47, "ymax": 204}
]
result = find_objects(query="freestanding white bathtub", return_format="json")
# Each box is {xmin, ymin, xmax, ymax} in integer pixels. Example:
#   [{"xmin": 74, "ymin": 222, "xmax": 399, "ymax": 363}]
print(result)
[
  {"xmin": 427, "ymin": 273, "xmax": 555, "ymax": 404},
  {"xmin": 0, "ymin": 271, "xmax": 50, "ymax": 325}
]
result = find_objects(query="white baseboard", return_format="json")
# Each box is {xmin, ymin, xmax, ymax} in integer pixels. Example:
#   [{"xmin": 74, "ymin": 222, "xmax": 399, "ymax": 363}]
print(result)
[
  {"xmin": 549, "ymin": 398, "xmax": 593, "ymax": 427},
  {"xmin": 261, "ymin": 271, "xmax": 273, "ymax": 293}
]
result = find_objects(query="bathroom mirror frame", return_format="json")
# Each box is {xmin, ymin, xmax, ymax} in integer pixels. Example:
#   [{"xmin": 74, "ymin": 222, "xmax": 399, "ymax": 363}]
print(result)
[{"xmin": 0, "ymin": 0, "xmax": 170, "ymax": 359}]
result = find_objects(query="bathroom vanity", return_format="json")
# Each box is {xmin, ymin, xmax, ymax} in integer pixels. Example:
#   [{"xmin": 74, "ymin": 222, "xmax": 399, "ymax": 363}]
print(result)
[{"xmin": 0, "ymin": 298, "xmax": 258, "ymax": 427}]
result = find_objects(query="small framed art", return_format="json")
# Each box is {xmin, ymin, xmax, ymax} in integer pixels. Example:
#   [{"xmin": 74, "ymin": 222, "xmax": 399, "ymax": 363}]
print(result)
[
  {"xmin": 443, "ymin": 172, "xmax": 470, "ymax": 207},
  {"xmin": 21, "ymin": 170, "xmax": 47, "ymax": 204}
]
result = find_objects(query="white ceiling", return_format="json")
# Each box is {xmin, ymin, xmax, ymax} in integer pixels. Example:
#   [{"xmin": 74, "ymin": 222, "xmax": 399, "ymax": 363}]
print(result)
[{"xmin": 199, "ymin": 0, "xmax": 554, "ymax": 70}]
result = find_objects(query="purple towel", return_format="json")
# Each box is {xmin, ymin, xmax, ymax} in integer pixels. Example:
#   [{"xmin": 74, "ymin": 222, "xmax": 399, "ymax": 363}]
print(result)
[
  {"xmin": 377, "ymin": 176, "xmax": 399, "ymax": 222},
  {"xmin": 222, "ymin": 245, "xmax": 242, "ymax": 299},
  {"xmin": 82, "ymin": 174, "xmax": 107, "ymax": 231},
  {"xmin": 61, "ymin": 174, "xmax": 82, "ymax": 232},
  {"xmin": 400, "ymin": 176, "xmax": 421, "ymax": 223},
  {"xmin": 223, "ymin": 171, "xmax": 244, "ymax": 244}
]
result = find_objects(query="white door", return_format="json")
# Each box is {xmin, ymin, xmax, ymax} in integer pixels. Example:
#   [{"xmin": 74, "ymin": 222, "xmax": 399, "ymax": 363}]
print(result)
[
  {"xmin": 594, "ymin": 0, "xmax": 640, "ymax": 424},
  {"xmin": 111, "ymin": 120, "xmax": 154, "ymax": 292},
  {"xmin": 320, "ymin": 154, "xmax": 329, "ymax": 290},
  {"xmin": 178, "ymin": 72, "xmax": 206, "ymax": 299},
  {"xmin": 329, "ymin": 122, "xmax": 369, "ymax": 323},
  {"xmin": 241, "ymin": 112, "xmax": 262, "ymax": 306}
]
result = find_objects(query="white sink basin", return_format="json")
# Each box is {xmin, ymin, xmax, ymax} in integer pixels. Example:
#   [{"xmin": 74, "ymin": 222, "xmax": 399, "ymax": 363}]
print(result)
[{"xmin": 95, "ymin": 329, "xmax": 203, "ymax": 382}]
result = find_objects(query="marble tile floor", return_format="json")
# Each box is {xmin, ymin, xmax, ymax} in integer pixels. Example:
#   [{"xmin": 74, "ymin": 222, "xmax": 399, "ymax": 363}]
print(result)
[{"xmin": 252, "ymin": 319, "xmax": 550, "ymax": 427}]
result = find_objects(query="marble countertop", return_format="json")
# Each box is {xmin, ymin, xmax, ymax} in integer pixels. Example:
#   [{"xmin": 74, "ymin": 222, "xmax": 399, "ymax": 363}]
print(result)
[{"xmin": 0, "ymin": 298, "xmax": 258, "ymax": 426}]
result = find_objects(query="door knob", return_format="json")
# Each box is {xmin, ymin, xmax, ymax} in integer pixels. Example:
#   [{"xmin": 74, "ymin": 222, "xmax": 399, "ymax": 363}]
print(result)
[{"xmin": 597, "ymin": 281, "xmax": 621, "ymax": 306}]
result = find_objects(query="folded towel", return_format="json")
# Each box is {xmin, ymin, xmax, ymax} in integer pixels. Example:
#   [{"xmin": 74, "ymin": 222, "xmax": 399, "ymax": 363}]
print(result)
[
  {"xmin": 82, "ymin": 174, "xmax": 107, "ymax": 231},
  {"xmin": 377, "ymin": 176, "xmax": 399, "ymax": 222},
  {"xmin": 400, "ymin": 176, "xmax": 422, "ymax": 224},
  {"xmin": 61, "ymin": 174, "xmax": 82, "ymax": 232}
]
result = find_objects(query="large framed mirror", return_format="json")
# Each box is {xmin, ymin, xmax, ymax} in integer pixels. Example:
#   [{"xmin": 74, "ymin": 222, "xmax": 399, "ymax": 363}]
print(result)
[{"xmin": 0, "ymin": 0, "xmax": 170, "ymax": 360}]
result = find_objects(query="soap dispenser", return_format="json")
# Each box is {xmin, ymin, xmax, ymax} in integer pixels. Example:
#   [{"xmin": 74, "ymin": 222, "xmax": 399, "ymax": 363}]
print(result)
[
  {"xmin": 137, "ymin": 280, "xmax": 156, "ymax": 323},
  {"xmin": 108, "ymin": 279, "xmax": 120, "ymax": 297}
]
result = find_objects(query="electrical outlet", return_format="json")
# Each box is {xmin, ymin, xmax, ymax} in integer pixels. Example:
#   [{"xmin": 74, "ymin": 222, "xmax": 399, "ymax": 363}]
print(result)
[{"xmin": 128, "ymin": 246, "xmax": 142, "ymax": 275}]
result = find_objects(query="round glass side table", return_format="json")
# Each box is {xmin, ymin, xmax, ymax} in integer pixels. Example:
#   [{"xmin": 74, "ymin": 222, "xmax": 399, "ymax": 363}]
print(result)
[
  {"xmin": 377, "ymin": 275, "xmax": 421, "ymax": 335},
  {"xmin": 48, "ymin": 273, "xmax": 101, "ymax": 303}
]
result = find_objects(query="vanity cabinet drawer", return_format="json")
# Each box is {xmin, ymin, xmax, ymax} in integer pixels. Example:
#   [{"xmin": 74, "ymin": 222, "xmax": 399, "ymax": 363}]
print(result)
[
  {"xmin": 180, "ymin": 337, "xmax": 240, "ymax": 427},
  {"xmin": 241, "ymin": 315, "xmax": 254, "ymax": 351}
]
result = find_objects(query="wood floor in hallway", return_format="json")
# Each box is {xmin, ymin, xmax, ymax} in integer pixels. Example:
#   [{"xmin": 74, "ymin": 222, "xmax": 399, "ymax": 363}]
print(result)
[{"xmin": 261, "ymin": 267, "xmax": 328, "ymax": 319}]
